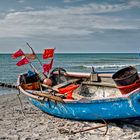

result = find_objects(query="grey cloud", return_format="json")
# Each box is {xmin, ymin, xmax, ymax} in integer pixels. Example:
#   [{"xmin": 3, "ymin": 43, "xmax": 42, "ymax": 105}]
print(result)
[
  {"xmin": 0, "ymin": 2, "xmax": 139, "ymax": 38},
  {"xmin": 17, "ymin": 0, "xmax": 25, "ymax": 3},
  {"xmin": 63, "ymin": 0, "xmax": 84, "ymax": 3},
  {"xmin": 24, "ymin": 6, "xmax": 34, "ymax": 10}
]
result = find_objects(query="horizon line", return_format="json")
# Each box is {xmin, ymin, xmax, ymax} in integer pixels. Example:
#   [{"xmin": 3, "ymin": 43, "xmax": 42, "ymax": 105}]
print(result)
[{"xmin": 0, "ymin": 52, "xmax": 139, "ymax": 54}]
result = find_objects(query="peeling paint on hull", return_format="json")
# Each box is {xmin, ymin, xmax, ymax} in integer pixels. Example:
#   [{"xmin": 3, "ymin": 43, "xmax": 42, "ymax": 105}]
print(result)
[{"xmin": 29, "ymin": 90, "xmax": 140, "ymax": 121}]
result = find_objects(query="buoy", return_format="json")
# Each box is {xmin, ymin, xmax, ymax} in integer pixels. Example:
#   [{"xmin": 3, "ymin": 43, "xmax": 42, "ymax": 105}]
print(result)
[{"xmin": 43, "ymin": 78, "xmax": 52, "ymax": 86}]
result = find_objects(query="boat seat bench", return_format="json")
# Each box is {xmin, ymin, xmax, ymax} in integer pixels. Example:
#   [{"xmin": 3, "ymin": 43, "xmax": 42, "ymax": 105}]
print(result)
[
  {"xmin": 52, "ymin": 79, "xmax": 80, "ymax": 91},
  {"xmin": 42, "ymin": 78, "xmax": 80, "ymax": 92}
]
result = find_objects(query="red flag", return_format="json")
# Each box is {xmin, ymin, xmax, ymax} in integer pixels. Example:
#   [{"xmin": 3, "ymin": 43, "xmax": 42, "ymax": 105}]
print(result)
[
  {"xmin": 43, "ymin": 59, "xmax": 53, "ymax": 73},
  {"xmin": 42, "ymin": 49, "xmax": 54, "ymax": 59},
  {"xmin": 25, "ymin": 54, "xmax": 36, "ymax": 60},
  {"xmin": 16, "ymin": 57, "xmax": 29, "ymax": 66},
  {"xmin": 25, "ymin": 43, "xmax": 36, "ymax": 60},
  {"xmin": 12, "ymin": 49, "xmax": 24, "ymax": 59}
]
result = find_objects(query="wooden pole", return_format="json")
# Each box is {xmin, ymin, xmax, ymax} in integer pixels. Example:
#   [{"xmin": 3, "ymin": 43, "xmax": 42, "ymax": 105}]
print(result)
[
  {"xmin": 26, "ymin": 42, "xmax": 43, "ymax": 66},
  {"xmin": 71, "ymin": 123, "xmax": 108, "ymax": 135},
  {"xmin": 32, "ymin": 91, "xmax": 64, "ymax": 103}
]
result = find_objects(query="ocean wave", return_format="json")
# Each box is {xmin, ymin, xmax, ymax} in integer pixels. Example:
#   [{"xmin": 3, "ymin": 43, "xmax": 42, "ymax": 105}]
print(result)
[{"xmin": 73, "ymin": 63, "xmax": 140, "ymax": 69}]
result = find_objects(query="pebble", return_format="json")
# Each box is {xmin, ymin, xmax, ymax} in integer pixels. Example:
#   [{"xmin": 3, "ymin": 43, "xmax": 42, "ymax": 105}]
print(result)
[{"xmin": 1, "ymin": 93, "xmax": 140, "ymax": 140}]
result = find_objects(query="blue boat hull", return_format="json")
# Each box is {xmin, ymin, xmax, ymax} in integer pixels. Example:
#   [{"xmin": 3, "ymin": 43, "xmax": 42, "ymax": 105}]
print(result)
[{"xmin": 29, "ymin": 89, "xmax": 140, "ymax": 121}]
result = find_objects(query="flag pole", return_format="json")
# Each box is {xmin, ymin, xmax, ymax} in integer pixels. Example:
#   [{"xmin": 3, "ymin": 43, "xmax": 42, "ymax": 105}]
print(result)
[
  {"xmin": 26, "ymin": 42, "xmax": 43, "ymax": 66},
  {"xmin": 27, "ymin": 59, "xmax": 43, "ymax": 92},
  {"xmin": 25, "ymin": 44, "xmax": 50, "ymax": 81},
  {"xmin": 29, "ymin": 62, "xmax": 38, "ymax": 73}
]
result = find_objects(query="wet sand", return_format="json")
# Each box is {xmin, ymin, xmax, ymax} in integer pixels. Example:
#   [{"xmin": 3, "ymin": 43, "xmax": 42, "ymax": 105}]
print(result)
[{"xmin": 0, "ymin": 93, "xmax": 140, "ymax": 140}]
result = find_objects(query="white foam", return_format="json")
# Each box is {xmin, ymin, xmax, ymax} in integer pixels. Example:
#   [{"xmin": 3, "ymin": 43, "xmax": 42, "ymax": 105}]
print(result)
[{"xmin": 82, "ymin": 63, "xmax": 140, "ymax": 69}]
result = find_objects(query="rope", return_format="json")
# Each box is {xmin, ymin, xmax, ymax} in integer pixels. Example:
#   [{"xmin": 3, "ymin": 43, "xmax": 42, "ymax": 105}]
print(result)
[{"xmin": 17, "ymin": 87, "xmax": 26, "ymax": 117}]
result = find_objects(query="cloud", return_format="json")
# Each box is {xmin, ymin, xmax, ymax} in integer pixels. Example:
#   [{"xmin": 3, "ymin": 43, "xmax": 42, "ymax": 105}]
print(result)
[
  {"xmin": 63, "ymin": 0, "xmax": 83, "ymax": 3},
  {"xmin": 128, "ymin": 0, "xmax": 140, "ymax": 8},
  {"xmin": 64, "ymin": 1, "xmax": 140, "ymax": 14},
  {"xmin": 8, "ymin": 9, "xmax": 16, "ymax": 12},
  {"xmin": 17, "ymin": 0, "xmax": 24, "ymax": 3},
  {"xmin": 0, "ymin": 1, "xmax": 139, "ymax": 38},
  {"xmin": 24, "ymin": 6, "xmax": 34, "ymax": 10}
]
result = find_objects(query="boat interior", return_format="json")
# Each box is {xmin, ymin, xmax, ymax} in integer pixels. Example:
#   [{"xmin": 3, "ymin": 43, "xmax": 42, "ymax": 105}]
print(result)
[{"xmin": 19, "ymin": 68, "xmax": 124, "ymax": 101}]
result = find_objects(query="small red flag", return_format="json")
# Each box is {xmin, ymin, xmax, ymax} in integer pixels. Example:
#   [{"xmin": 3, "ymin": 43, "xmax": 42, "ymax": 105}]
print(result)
[
  {"xmin": 16, "ymin": 57, "xmax": 29, "ymax": 66},
  {"xmin": 25, "ymin": 54, "xmax": 36, "ymax": 60},
  {"xmin": 25, "ymin": 43, "xmax": 36, "ymax": 60},
  {"xmin": 43, "ymin": 59, "xmax": 53, "ymax": 73},
  {"xmin": 12, "ymin": 49, "xmax": 24, "ymax": 59},
  {"xmin": 42, "ymin": 49, "xmax": 54, "ymax": 59}
]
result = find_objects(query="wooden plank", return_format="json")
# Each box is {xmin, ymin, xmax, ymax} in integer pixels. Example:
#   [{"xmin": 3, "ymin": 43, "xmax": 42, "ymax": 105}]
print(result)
[
  {"xmin": 32, "ymin": 92, "xmax": 64, "ymax": 103},
  {"xmin": 42, "ymin": 79, "xmax": 80, "ymax": 92},
  {"xmin": 82, "ymin": 81, "xmax": 116, "ymax": 88},
  {"xmin": 53, "ymin": 71, "xmax": 113, "ymax": 78},
  {"xmin": 52, "ymin": 79, "xmax": 80, "ymax": 91}
]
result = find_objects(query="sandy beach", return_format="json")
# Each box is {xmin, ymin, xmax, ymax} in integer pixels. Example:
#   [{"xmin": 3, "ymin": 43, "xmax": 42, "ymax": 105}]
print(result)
[{"xmin": 0, "ymin": 93, "xmax": 140, "ymax": 140}]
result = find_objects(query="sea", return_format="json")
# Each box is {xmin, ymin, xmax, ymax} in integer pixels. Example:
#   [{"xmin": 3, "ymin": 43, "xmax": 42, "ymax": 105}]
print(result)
[{"xmin": 0, "ymin": 53, "xmax": 140, "ymax": 95}]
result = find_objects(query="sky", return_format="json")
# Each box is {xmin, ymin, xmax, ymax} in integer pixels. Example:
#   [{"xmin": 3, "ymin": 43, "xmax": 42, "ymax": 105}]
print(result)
[{"xmin": 0, "ymin": 0, "xmax": 140, "ymax": 53}]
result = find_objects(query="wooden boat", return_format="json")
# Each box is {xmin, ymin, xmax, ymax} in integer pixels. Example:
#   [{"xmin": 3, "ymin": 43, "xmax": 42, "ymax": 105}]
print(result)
[{"xmin": 17, "ymin": 68, "xmax": 140, "ymax": 121}]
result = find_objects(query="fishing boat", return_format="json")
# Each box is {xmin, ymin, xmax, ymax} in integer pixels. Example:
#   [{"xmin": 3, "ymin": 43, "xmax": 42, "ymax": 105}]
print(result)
[{"xmin": 17, "ymin": 67, "xmax": 140, "ymax": 121}]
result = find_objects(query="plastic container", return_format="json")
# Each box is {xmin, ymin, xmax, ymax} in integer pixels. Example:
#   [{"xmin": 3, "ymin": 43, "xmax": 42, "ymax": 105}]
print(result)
[
  {"xmin": 22, "ymin": 82, "xmax": 40, "ymax": 90},
  {"xmin": 112, "ymin": 66, "xmax": 139, "ymax": 86},
  {"xmin": 117, "ymin": 79, "xmax": 140, "ymax": 94}
]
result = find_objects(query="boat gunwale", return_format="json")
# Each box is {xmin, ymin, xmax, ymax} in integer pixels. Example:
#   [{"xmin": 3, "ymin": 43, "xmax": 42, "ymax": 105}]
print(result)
[
  {"xmin": 17, "ymin": 74, "xmax": 140, "ymax": 104},
  {"xmin": 53, "ymin": 71, "xmax": 113, "ymax": 78}
]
